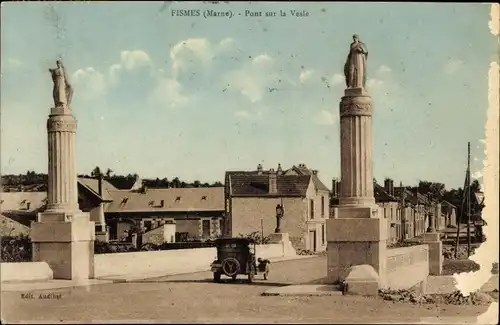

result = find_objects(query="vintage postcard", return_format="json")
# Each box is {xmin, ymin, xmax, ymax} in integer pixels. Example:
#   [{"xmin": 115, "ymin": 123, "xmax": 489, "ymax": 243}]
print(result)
[{"xmin": 1, "ymin": 1, "xmax": 498, "ymax": 324}]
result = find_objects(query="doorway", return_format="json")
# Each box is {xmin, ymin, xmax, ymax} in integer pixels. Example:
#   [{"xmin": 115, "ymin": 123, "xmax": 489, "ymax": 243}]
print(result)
[{"xmin": 309, "ymin": 230, "xmax": 317, "ymax": 252}]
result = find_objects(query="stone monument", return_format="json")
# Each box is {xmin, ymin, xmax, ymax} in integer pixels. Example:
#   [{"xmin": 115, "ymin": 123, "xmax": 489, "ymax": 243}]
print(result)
[
  {"xmin": 30, "ymin": 60, "xmax": 95, "ymax": 280},
  {"xmin": 326, "ymin": 35, "xmax": 387, "ymax": 287},
  {"xmin": 422, "ymin": 198, "xmax": 443, "ymax": 275}
]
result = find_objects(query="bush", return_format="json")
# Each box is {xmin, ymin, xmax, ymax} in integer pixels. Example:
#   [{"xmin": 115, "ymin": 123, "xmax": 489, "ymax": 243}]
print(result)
[
  {"xmin": 237, "ymin": 231, "xmax": 271, "ymax": 244},
  {"xmin": 1, "ymin": 234, "xmax": 32, "ymax": 262}
]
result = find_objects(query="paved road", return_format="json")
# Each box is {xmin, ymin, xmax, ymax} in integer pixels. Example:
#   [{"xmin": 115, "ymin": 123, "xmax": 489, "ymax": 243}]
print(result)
[{"xmin": 1, "ymin": 257, "xmax": 493, "ymax": 323}]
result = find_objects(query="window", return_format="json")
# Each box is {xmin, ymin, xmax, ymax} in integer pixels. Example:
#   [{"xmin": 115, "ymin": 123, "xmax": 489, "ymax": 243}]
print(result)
[
  {"xmin": 202, "ymin": 220, "xmax": 210, "ymax": 237},
  {"xmin": 309, "ymin": 199, "xmax": 314, "ymax": 219},
  {"xmin": 321, "ymin": 196, "xmax": 325, "ymax": 217},
  {"xmin": 144, "ymin": 220, "xmax": 152, "ymax": 232},
  {"xmin": 321, "ymin": 224, "xmax": 325, "ymax": 244}
]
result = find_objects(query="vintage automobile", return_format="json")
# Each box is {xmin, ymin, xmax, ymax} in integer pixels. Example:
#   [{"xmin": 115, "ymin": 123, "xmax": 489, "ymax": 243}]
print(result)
[{"xmin": 210, "ymin": 237, "xmax": 269, "ymax": 283}]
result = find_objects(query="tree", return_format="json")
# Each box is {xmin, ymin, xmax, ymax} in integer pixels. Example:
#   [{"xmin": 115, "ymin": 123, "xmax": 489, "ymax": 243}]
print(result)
[
  {"xmin": 91, "ymin": 166, "xmax": 102, "ymax": 178},
  {"xmin": 414, "ymin": 181, "xmax": 446, "ymax": 201},
  {"xmin": 171, "ymin": 177, "xmax": 181, "ymax": 188},
  {"xmin": 193, "ymin": 180, "xmax": 201, "ymax": 188},
  {"xmin": 105, "ymin": 168, "xmax": 113, "ymax": 178}
]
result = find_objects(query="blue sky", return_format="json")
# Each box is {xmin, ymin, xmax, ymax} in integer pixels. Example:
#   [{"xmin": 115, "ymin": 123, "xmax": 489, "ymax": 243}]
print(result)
[{"xmin": 1, "ymin": 2, "xmax": 495, "ymax": 189}]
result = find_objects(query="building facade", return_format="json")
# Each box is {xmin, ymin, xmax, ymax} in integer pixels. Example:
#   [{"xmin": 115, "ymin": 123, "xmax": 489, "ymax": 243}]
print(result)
[
  {"xmin": 104, "ymin": 185, "xmax": 225, "ymax": 242},
  {"xmin": 1, "ymin": 177, "xmax": 225, "ymax": 244},
  {"xmin": 225, "ymin": 164, "xmax": 330, "ymax": 252}
]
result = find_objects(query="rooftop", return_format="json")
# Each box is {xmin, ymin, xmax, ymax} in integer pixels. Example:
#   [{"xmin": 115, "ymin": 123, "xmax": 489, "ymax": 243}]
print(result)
[{"xmin": 105, "ymin": 187, "xmax": 225, "ymax": 213}]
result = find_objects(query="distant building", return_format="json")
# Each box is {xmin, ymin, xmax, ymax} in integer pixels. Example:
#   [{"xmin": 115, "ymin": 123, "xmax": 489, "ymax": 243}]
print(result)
[
  {"xmin": 104, "ymin": 185, "xmax": 224, "ymax": 241},
  {"xmin": 1, "ymin": 177, "xmax": 225, "ymax": 243},
  {"xmin": 329, "ymin": 178, "xmax": 434, "ymax": 244},
  {"xmin": 225, "ymin": 163, "xmax": 330, "ymax": 252}
]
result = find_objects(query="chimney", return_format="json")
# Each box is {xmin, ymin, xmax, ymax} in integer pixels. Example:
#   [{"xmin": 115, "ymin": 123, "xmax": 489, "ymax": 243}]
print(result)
[
  {"xmin": 277, "ymin": 163, "xmax": 283, "ymax": 175},
  {"xmin": 98, "ymin": 175, "xmax": 103, "ymax": 197},
  {"xmin": 268, "ymin": 168, "xmax": 277, "ymax": 194},
  {"xmin": 384, "ymin": 178, "xmax": 394, "ymax": 196},
  {"xmin": 257, "ymin": 164, "xmax": 263, "ymax": 175},
  {"xmin": 332, "ymin": 178, "xmax": 339, "ymax": 197}
]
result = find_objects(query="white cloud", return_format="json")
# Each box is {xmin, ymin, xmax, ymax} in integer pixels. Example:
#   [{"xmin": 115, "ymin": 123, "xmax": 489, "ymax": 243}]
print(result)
[
  {"xmin": 170, "ymin": 38, "xmax": 213, "ymax": 78},
  {"xmin": 377, "ymin": 65, "xmax": 392, "ymax": 74},
  {"xmin": 235, "ymin": 110, "xmax": 250, "ymax": 119},
  {"xmin": 6, "ymin": 58, "xmax": 23, "ymax": 68},
  {"xmin": 444, "ymin": 58, "xmax": 464, "ymax": 75},
  {"xmin": 120, "ymin": 50, "xmax": 152, "ymax": 70},
  {"xmin": 331, "ymin": 73, "xmax": 345, "ymax": 86},
  {"xmin": 366, "ymin": 78, "xmax": 384, "ymax": 89},
  {"xmin": 223, "ymin": 53, "xmax": 281, "ymax": 103},
  {"xmin": 479, "ymin": 138, "xmax": 486, "ymax": 145},
  {"xmin": 108, "ymin": 50, "xmax": 152, "ymax": 85},
  {"xmin": 72, "ymin": 67, "xmax": 107, "ymax": 99},
  {"xmin": 472, "ymin": 170, "xmax": 483, "ymax": 180},
  {"xmin": 218, "ymin": 37, "xmax": 235, "ymax": 49},
  {"xmin": 314, "ymin": 110, "xmax": 336, "ymax": 126},
  {"xmin": 252, "ymin": 54, "xmax": 274, "ymax": 68},
  {"xmin": 300, "ymin": 69, "xmax": 314, "ymax": 84},
  {"xmin": 151, "ymin": 77, "xmax": 188, "ymax": 109}
]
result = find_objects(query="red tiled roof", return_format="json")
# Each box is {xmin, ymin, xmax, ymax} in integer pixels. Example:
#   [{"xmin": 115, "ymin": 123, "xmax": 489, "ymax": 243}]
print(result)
[
  {"xmin": 105, "ymin": 187, "xmax": 224, "ymax": 213},
  {"xmin": 227, "ymin": 172, "xmax": 311, "ymax": 197}
]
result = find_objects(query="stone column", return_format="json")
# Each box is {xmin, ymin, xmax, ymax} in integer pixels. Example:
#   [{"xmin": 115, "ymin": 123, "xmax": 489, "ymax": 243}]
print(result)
[
  {"xmin": 326, "ymin": 87, "xmax": 387, "ymax": 288},
  {"xmin": 31, "ymin": 104, "xmax": 95, "ymax": 280},
  {"xmin": 338, "ymin": 88, "xmax": 375, "ymax": 207}
]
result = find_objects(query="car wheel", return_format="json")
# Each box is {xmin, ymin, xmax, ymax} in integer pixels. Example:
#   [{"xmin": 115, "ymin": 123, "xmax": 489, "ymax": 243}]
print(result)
[
  {"xmin": 213, "ymin": 272, "xmax": 221, "ymax": 283},
  {"xmin": 221, "ymin": 258, "xmax": 240, "ymax": 277}
]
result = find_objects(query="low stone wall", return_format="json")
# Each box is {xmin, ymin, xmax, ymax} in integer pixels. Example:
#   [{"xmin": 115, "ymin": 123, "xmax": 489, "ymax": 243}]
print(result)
[
  {"xmin": 384, "ymin": 244, "xmax": 429, "ymax": 291},
  {"xmin": 1, "ymin": 243, "xmax": 294, "ymax": 282},
  {"xmin": 1, "ymin": 262, "xmax": 53, "ymax": 282},
  {"xmin": 95, "ymin": 243, "xmax": 292, "ymax": 279}
]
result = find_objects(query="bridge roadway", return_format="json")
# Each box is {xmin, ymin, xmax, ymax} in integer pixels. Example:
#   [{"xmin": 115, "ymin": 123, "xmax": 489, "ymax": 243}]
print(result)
[{"xmin": 1, "ymin": 256, "xmax": 494, "ymax": 323}]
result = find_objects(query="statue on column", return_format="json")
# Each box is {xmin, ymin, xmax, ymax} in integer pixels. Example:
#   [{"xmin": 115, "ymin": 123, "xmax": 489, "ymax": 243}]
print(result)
[
  {"xmin": 343, "ymin": 34, "xmax": 369, "ymax": 89},
  {"xmin": 49, "ymin": 60, "xmax": 74, "ymax": 108},
  {"xmin": 275, "ymin": 204, "xmax": 284, "ymax": 233}
]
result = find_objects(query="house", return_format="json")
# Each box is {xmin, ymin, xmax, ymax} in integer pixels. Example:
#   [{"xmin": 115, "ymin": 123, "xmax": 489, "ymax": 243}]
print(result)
[
  {"xmin": 104, "ymin": 184, "xmax": 225, "ymax": 242},
  {"xmin": 330, "ymin": 178, "xmax": 428, "ymax": 244},
  {"xmin": 441, "ymin": 200, "xmax": 457, "ymax": 227},
  {"xmin": 225, "ymin": 163, "xmax": 330, "ymax": 252},
  {"xmin": 0, "ymin": 214, "xmax": 31, "ymax": 237},
  {"xmin": 0, "ymin": 178, "xmax": 115, "ymax": 241},
  {"xmin": 1, "ymin": 176, "xmax": 225, "ymax": 243}
]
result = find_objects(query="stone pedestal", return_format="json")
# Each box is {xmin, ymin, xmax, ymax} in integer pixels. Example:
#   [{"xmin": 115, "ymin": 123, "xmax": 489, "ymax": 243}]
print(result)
[
  {"xmin": 326, "ymin": 206, "xmax": 387, "ymax": 286},
  {"xmin": 31, "ymin": 104, "xmax": 95, "ymax": 280},
  {"xmin": 268, "ymin": 233, "xmax": 296, "ymax": 256},
  {"xmin": 31, "ymin": 212, "xmax": 95, "ymax": 280},
  {"xmin": 422, "ymin": 232, "xmax": 443, "ymax": 275}
]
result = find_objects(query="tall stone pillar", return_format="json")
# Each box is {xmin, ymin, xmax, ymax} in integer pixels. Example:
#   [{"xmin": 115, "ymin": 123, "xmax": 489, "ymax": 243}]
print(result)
[
  {"xmin": 326, "ymin": 87, "xmax": 387, "ymax": 286},
  {"xmin": 31, "ymin": 68, "xmax": 95, "ymax": 280}
]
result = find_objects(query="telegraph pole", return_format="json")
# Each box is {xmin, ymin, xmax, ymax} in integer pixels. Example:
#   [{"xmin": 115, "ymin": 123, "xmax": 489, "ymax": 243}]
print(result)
[{"xmin": 466, "ymin": 142, "xmax": 472, "ymax": 257}]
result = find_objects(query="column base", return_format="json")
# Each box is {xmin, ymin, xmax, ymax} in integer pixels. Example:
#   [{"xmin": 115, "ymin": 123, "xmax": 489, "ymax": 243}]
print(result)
[
  {"xmin": 326, "ymin": 206, "xmax": 387, "ymax": 286},
  {"xmin": 268, "ymin": 233, "xmax": 296, "ymax": 256},
  {"xmin": 338, "ymin": 197, "xmax": 376, "ymax": 208},
  {"xmin": 31, "ymin": 211, "xmax": 95, "ymax": 280},
  {"xmin": 422, "ymin": 232, "xmax": 443, "ymax": 276}
]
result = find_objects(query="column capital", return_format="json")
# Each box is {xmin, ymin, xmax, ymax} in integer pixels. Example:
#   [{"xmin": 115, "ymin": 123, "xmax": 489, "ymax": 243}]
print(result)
[
  {"xmin": 47, "ymin": 116, "xmax": 77, "ymax": 133},
  {"xmin": 340, "ymin": 95, "xmax": 372, "ymax": 117}
]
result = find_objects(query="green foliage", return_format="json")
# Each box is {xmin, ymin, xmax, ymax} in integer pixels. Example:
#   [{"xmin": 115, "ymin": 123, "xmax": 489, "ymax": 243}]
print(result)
[
  {"xmin": 237, "ymin": 231, "xmax": 271, "ymax": 244},
  {"xmin": 1, "ymin": 234, "xmax": 32, "ymax": 262},
  {"xmin": 1, "ymin": 168, "xmax": 223, "ymax": 190}
]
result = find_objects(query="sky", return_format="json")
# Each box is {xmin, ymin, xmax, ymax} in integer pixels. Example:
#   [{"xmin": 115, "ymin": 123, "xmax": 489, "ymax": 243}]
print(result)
[{"xmin": 1, "ymin": 2, "xmax": 496, "ymax": 189}]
